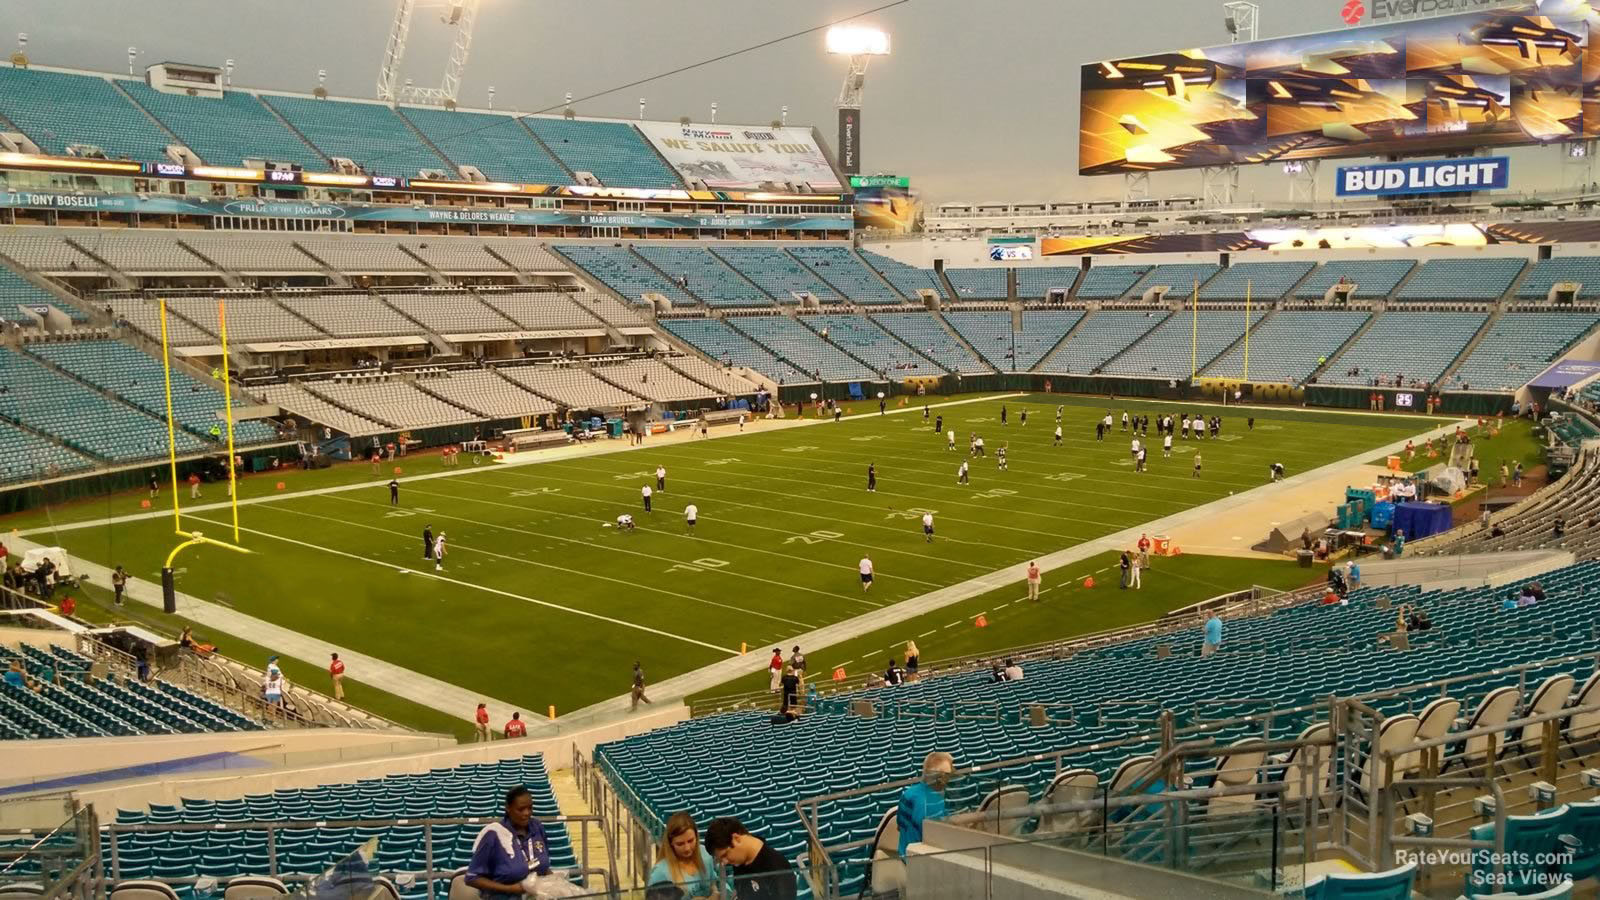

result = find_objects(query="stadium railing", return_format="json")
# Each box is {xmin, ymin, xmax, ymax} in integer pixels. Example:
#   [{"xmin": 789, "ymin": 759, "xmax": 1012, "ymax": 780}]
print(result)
[
  {"xmin": 791, "ymin": 648, "xmax": 1600, "ymax": 897},
  {"xmin": 96, "ymin": 815, "xmax": 616, "ymax": 898},
  {"xmin": 686, "ymin": 582, "xmax": 1328, "ymax": 717},
  {"xmin": 0, "ymin": 796, "xmax": 104, "ymax": 900}
]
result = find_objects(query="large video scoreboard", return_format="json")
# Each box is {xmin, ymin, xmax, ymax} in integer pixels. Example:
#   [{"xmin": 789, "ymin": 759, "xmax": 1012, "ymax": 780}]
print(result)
[{"xmin": 1080, "ymin": 0, "xmax": 1598, "ymax": 174}]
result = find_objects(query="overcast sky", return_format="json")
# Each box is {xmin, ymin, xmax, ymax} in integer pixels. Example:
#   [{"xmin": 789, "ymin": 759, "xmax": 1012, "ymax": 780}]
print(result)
[{"xmin": 0, "ymin": 0, "xmax": 1579, "ymax": 204}]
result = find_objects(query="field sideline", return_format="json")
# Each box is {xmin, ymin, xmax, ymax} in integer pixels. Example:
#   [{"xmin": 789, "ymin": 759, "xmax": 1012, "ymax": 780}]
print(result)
[{"xmin": 8, "ymin": 393, "xmax": 1452, "ymax": 725}]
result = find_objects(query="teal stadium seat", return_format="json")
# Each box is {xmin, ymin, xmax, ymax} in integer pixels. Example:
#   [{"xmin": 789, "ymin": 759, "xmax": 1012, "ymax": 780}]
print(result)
[
  {"xmin": 1516, "ymin": 256, "xmax": 1600, "ymax": 299},
  {"xmin": 803, "ymin": 314, "xmax": 939, "ymax": 376},
  {"xmin": 727, "ymin": 315, "xmax": 875, "ymax": 382},
  {"xmin": 1014, "ymin": 266, "xmax": 1082, "ymax": 300},
  {"xmin": 786, "ymin": 247, "xmax": 903, "ymax": 304},
  {"xmin": 633, "ymin": 246, "xmax": 771, "ymax": 308},
  {"xmin": 1317, "ymin": 311, "xmax": 1488, "ymax": 387},
  {"xmin": 0, "ymin": 68, "xmax": 173, "ymax": 160},
  {"xmin": 659, "ymin": 318, "xmax": 811, "ymax": 384},
  {"xmin": 1198, "ymin": 262, "xmax": 1315, "ymax": 301},
  {"xmin": 522, "ymin": 118, "xmax": 683, "ymax": 189},
  {"xmin": 871, "ymin": 311, "xmax": 989, "ymax": 374},
  {"xmin": 943, "ymin": 267, "xmax": 1008, "ymax": 300},
  {"xmin": 399, "ymin": 108, "xmax": 570, "ymax": 184},
  {"xmin": 1202, "ymin": 310, "xmax": 1372, "ymax": 385},
  {"xmin": 120, "ymin": 83, "xmax": 326, "ymax": 170},
  {"xmin": 1037, "ymin": 309, "xmax": 1167, "ymax": 373},
  {"xmin": 1100, "ymin": 308, "xmax": 1266, "ymax": 378},
  {"xmin": 859, "ymin": 250, "xmax": 945, "ymax": 300},
  {"xmin": 259, "ymin": 95, "xmax": 451, "ymax": 178},
  {"xmin": 1394, "ymin": 258, "xmax": 1525, "ymax": 302},
  {"xmin": 1446, "ymin": 312, "xmax": 1600, "ymax": 392},
  {"xmin": 1296, "ymin": 260, "xmax": 1417, "ymax": 300},
  {"xmin": 1075, "ymin": 265, "xmax": 1152, "ymax": 300}
]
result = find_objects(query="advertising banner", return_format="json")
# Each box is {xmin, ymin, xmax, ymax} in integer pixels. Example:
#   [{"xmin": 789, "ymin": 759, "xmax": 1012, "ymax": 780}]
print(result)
[
  {"xmin": 1531, "ymin": 359, "xmax": 1600, "ymax": 388},
  {"xmin": 0, "ymin": 190, "xmax": 851, "ymax": 231},
  {"xmin": 1336, "ymin": 157, "xmax": 1510, "ymax": 196},
  {"xmin": 1081, "ymin": 3, "xmax": 1596, "ymax": 174},
  {"xmin": 636, "ymin": 121, "xmax": 843, "ymax": 189},
  {"xmin": 838, "ymin": 109, "xmax": 860, "ymax": 175}
]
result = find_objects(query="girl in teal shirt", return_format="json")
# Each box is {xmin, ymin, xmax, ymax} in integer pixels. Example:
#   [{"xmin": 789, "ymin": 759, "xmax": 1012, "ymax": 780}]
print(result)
[{"xmin": 648, "ymin": 812, "xmax": 724, "ymax": 898}]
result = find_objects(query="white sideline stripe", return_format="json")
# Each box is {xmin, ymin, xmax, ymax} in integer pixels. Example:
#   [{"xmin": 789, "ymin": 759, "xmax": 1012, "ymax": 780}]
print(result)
[
  {"xmin": 246, "ymin": 504, "xmax": 813, "ymax": 631},
  {"xmin": 187, "ymin": 514, "xmax": 739, "ymax": 655}
]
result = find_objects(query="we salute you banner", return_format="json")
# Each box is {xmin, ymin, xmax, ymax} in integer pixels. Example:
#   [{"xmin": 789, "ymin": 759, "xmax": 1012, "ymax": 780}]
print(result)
[{"xmin": 638, "ymin": 122, "xmax": 843, "ymax": 190}]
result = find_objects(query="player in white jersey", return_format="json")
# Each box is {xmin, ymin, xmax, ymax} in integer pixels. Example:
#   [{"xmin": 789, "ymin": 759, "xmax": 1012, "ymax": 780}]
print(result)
[
  {"xmin": 921, "ymin": 512, "xmax": 935, "ymax": 542},
  {"xmin": 433, "ymin": 533, "xmax": 447, "ymax": 571}
]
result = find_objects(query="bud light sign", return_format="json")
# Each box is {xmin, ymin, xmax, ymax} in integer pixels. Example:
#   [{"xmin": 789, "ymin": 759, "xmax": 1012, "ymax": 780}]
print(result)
[{"xmin": 1336, "ymin": 157, "xmax": 1509, "ymax": 197}]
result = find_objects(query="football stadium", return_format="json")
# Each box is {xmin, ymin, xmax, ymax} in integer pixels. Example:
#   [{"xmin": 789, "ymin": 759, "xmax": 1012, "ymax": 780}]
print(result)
[{"xmin": 6, "ymin": 0, "xmax": 1600, "ymax": 897}]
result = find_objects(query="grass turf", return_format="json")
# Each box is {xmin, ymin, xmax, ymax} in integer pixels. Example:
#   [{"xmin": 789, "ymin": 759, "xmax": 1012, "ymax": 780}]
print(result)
[
  {"xmin": 1371, "ymin": 417, "xmax": 1543, "ymax": 477},
  {"xmin": 6, "ymin": 393, "xmax": 1451, "ymax": 729}
]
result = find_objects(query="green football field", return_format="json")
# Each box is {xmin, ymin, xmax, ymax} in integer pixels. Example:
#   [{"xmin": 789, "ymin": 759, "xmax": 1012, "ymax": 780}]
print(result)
[{"xmin": 7, "ymin": 393, "xmax": 1452, "ymax": 729}]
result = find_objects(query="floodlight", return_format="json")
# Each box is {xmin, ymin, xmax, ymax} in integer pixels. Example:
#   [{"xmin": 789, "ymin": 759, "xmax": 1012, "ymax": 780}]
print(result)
[{"xmin": 826, "ymin": 25, "xmax": 890, "ymax": 56}]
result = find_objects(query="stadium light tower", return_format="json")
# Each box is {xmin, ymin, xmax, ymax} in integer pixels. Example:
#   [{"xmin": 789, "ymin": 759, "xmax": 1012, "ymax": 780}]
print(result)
[
  {"xmin": 827, "ymin": 24, "xmax": 890, "ymax": 175},
  {"xmin": 377, "ymin": 0, "xmax": 481, "ymax": 108},
  {"xmin": 1222, "ymin": 2, "xmax": 1259, "ymax": 43}
]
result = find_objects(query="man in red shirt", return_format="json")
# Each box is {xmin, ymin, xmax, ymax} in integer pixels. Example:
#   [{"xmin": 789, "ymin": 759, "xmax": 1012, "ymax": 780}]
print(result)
[
  {"xmin": 187, "ymin": 472, "xmax": 202, "ymax": 499},
  {"xmin": 474, "ymin": 703, "xmax": 490, "ymax": 742},
  {"xmin": 328, "ymin": 653, "xmax": 346, "ymax": 700},
  {"xmin": 60, "ymin": 595, "xmax": 76, "ymax": 618},
  {"xmin": 1026, "ymin": 561, "xmax": 1042, "ymax": 602},
  {"xmin": 768, "ymin": 648, "xmax": 783, "ymax": 693},
  {"xmin": 1137, "ymin": 534, "xmax": 1151, "ymax": 555},
  {"xmin": 504, "ymin": 712, "xmax": 527, "ymax": 739}
]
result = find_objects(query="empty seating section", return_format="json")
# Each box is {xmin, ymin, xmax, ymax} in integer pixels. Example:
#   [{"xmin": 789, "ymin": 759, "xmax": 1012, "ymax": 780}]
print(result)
[
  {"xmin": 402, "ymin": 240, "xmax": 511, "ymax": 273},
  {"xmin": 1016, "ymin": 310, "xmax": 1086, "ymax": 371},
  {"xmin": 398, "ymin": 107, "xmax": 570, "ymax": 183},
  {"xmin": 943, "ymin": 268, "xmax": 1008, "ymax": 300},
  {"xmin": 1015, "ymin": 267, "xmax": 1081, "ymax": 299},
  {"xmin": 632, "ymin": 246, "xmax": 769, "ymax": 307},
  {"xmin": 1516, "ymin": 256, "xmax": 1600, "ymax": 299},
  {"xmin": 942, "ymin": 311, "xmax": 1013, "ymax": 370},
  {"xmin": 0, "ymin": 421, "xmax": 94, "ymax": 483},
  {"xmin": 659, "ymin": 318, "xmax": 809, "ymax": 384},
  {"xmin": 415, "ymin": 371, "xmax": 554, "ymax": 419},
  {"xmin": 1039, "ymin": 309, "xmax": 1168, "ymax": 373},
  {"xmin": 712, "ymin": 247, "xmax": 842, "ymax": 304},
  {"xmin": 166, "ymin": 296, "xmax": 322, "ymax": 344},
  {"xmin": 1295, "ymin": 259, "xmax": 1416, "ymax": 300},
  {"xmin": 384, "ymin": 292, "xmax": 518, "ymax": 334},
  {"xmin": 0, "ymin": 231, "xmax": 103, "ymax": 274},
  {"xmin": 259, "ymin": 95, "xmax": 450, "ymax": 178},
  {"xmin": 803, "ymin": 314, "xmax": 937, "ymax": 376},
  {"xmin": 871, "ymin": 312, "xmax": 987, "ymax": 374},
  {"xmin": 105, "ymin": 755, "xmax": 577, "ymax": 887},
  {"xmin": 1073, "ymin": 265, "xmax": 1150, "ymax": 300},
  {"xmin": 258, "ymin": 384, "xmax": 389, "ymax": 435},
  {"xmin": 1129, "ymin": 263, "xmax": 1221, "ymax": 298},
  {"xmin": 479, "ymin": 291, "xmax": 598, "ymax": 331},
  {"xmin": 27, "ymin": 340, "xmax": 278, "ymax": 444},
  {"xmin": 786, "ymin": 247, "xmax": 902, "ymax": 304},
  {"xmin": 0, "ymin": 347, "xmax": 205, "ymax": 460},
  {"xmin": 309, "ymin": 380, "xmax": 476, "ymax": 429},
  {"xmin": 1393, "ymin": 257, "xmax": 1525, "ymax": 301},
  {"xmin": 555, "ymin": 245, "xmax": 695, "ymax": 306},
  {"xmin": 731, "ymin": 316, "xmax": 875, "ymax": 381},
  {"xmin": 1446, "ymin": 312, "xmax": 1600, "ymax": 391},
  {"xmin": 860, "ymin": 250, "xmax": 944, "ymax": 300},
  {"xmin": 664, "ymin": 355, "xmax": 760, "ymax": 396},
  {"xmin": 296, "ymin": 237, "xmax": 426, "ymax": 274},
  {"xmin": 522, "ymin": 118, "xmax": 682, "ymax": 189},
  {"xmin": 596, "ymin": 360, "xmax": 717, "ymax": 403},
  {"xmin": 0, "ymin": 265, "xmax": 84, "ymax": 323},
  {"xmin": 1203, "ymin": 310, "xmax": 1372, "ymax": 385},
  {"xmin": 108, "ymin": 297, "xmax": 214, "ymax": 345},
  {"xmin": 1, "ymin": 642, "xmax": 260, "ymax": 739},
  {"xmin": 60, "ymin": 231, "xmax": 211, "ymax": 273},
  {"xmin": 278, "ymin": 293, "xmax": 417, "ymax": 338},
  {"xmin": 174, "ymin": 234, "xmax": 322, "ymax": 275},
  {"xmin": 498, "ymin": 365, "xmax": 642, "ymax": 408},
  {"xmin": 120, "ymin": 82, "xmax": 326, "ymax": 169},
  {"xmin": 571, "ymin": 291, "xmax": 646, "ymax": 328},
  {"xmin": 480, "ymin": 239, "xmax": 566, "ymax": 272},
  {"xmin": 1318, "ymin": 311, "xmax": 1489, "ymax": 386},
  {"xmin": 1198, "ymin": 262, "xmax": 1315, "ymax": 301},
  {"xmin": 600, "ymin": 560, "xmax": 1600, "ymax": 895},
  {"xmin": 1102, "ymin": 309, "xmax": 1266, "ymax": 377},
  {"xmin": 0, "ymin": 68, "xmax": 173, "ymax": 160}
]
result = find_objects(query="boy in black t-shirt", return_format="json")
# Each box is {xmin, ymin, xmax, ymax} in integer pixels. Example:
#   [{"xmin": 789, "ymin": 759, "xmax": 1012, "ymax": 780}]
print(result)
[{"xmin": 705, "ymin": 817, "xmax": 795, "ymax": 900}]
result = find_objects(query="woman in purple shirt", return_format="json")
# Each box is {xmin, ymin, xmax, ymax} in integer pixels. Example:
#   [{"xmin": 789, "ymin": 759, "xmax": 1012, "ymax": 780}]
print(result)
[{"xmin": 466, "ymin": 786, "xmax": 551, "ymax": 898}]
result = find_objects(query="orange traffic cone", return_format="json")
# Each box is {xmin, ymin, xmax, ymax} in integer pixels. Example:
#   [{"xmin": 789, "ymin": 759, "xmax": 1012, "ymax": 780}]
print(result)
[
  {"xmin": 1171, "ymin": 545, "xmax": 1183, "ymax": 556},
  {"xmin": 1083, "ymin": 576, "xmax": 1095, "ymax": 589},
  {"xmin": 832, "ymin": 667, "xmax": 846, "ymax": 682},
  {"xmin": 276, "ymin": 481, "xmax": 286, "ymax": 490},
  {"xmin": 393, "ymin": 466, "xmax": 404, "ymax": 475},
  {"xmin": 974, "ymin": 614, "xmax": 989, "ymax": 628},
  {"xmin": 139, "ymin": 499, "xmax": 151, "ymax": 509}
]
